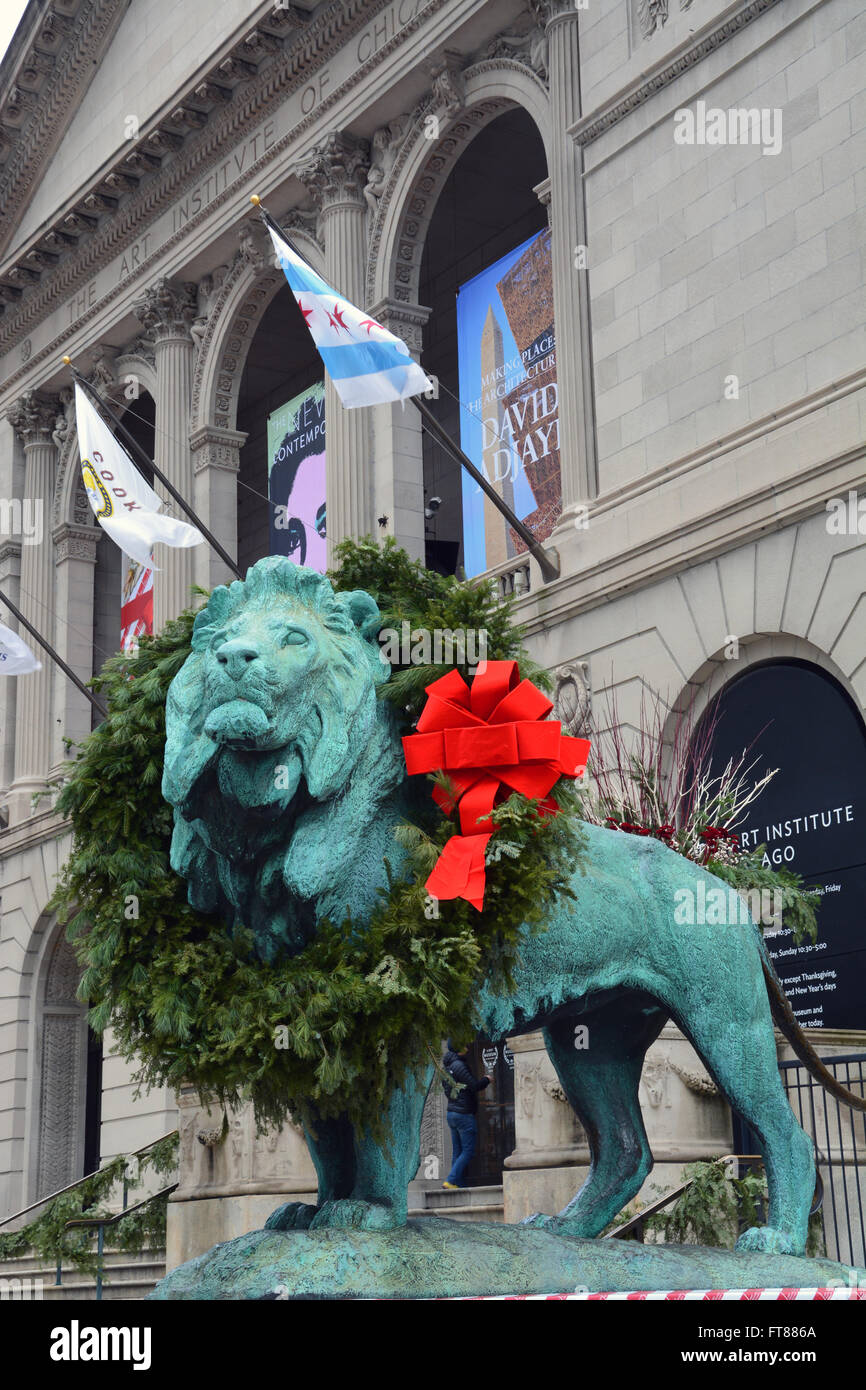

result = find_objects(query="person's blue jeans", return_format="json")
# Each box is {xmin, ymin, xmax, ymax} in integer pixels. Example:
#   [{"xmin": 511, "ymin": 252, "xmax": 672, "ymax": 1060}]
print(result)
[{"xmin": 446, "ymin": 1112, "xmax": 477, "ymax": 1187}]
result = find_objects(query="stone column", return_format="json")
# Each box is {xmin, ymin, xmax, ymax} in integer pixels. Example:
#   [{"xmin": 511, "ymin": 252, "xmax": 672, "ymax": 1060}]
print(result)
[
  {"xmin": 296, "ymin": 132, "xmax": 373, "ymax": 559},
  {"xmin": 133, "ymin": 278, "xmax": 197, "ymax": 629},
  {"xmin": 7, "ymin": 392, "xmax": 59, "ymax": 823},
  {"xmin": 0, "ymin": 540, "xmax": 22, "ymax": 810},
  {"xmin": 541, "ymin": 0, "xmax": 597, "ymax": 533},
  {"xmin": 190, "ymin": 425, "xmax": 247, "ymax": 590},
  {"xmin": 50, "ymin": 522, "xmax": 99, "ymax": 774},
  {"xmin": 368, "ymin": 298, "xmax": 431, "ymax": 563}
]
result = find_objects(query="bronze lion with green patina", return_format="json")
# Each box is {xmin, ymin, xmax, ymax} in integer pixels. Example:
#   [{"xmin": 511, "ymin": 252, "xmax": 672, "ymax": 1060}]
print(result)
[{"xmin": 163, "ymin": 556, "xmax": 865, "ymax": 1256}]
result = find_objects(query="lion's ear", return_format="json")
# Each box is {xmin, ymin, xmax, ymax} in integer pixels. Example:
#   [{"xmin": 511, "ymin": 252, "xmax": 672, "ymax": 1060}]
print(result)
[{"xmin": 339, "ymin": 589, "xmax": 382, "ymax": 641}]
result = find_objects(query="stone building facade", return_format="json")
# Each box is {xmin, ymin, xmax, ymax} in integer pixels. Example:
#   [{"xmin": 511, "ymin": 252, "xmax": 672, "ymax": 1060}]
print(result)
[{"xmin": 0, "ymin": 0, "xmax": 863, "ymax": 1255}]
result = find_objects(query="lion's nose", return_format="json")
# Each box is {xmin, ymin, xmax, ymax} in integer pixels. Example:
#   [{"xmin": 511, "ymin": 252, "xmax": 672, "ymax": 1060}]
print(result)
[{"xmin": 216, "ymin": 639, "xmax": 260, "ymax": 681}]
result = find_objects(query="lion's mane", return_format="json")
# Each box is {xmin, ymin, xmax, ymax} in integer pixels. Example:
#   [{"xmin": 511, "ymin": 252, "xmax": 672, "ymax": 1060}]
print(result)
[{"xmin": 163, "ymin": 557, "xmax": 408, "ymax": 961}]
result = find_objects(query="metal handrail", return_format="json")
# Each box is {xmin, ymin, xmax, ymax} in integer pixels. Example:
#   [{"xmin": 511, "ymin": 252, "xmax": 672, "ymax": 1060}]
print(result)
[
  {"xmin": 606, "ymin": 1153, "xmax": 823, "ymax": 1241},
  {"xmin": 64, "ymin": 1182, "xmax": 178, "ymax": 1302},
  {"xmin": 0, "ymin": 1129, "xmax": 178, "ymax": 1231}
]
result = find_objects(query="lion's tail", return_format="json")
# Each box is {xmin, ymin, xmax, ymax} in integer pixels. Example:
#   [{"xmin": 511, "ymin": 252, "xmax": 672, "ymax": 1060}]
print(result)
[{"xmin": 757, "ymin": 934, "xmax": 866, "ymax": 1113}]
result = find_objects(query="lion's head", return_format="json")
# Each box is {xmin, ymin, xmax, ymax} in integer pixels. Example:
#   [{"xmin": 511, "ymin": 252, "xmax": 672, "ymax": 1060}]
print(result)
[{"xmin": 163, "ymin": 558, "xmax": 407, "ymax": 960}]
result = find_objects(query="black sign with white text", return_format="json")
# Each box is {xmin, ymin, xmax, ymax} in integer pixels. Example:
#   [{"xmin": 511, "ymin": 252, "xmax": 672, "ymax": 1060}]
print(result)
[{"xmin": 705, "ymin": 661, "xmax": 866, "ymax": 1030}]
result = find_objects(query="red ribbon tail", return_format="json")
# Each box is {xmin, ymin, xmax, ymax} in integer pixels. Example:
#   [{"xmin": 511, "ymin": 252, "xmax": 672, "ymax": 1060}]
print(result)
[{"xmin": 426, "ymin": 832, "xmax": 493, "ymax": 912}]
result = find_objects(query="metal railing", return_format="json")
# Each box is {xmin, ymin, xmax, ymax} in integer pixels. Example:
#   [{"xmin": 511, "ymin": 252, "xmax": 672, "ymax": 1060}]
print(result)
[
  {"xmin": 0, "ymin": 1129, "xmax": 178, "ymax": 1298},
  {"xmin": 64, "ymin": 1183, "xmax": 177, "ymax": 1300},
  {"xmin": 734, "ymin": 1052, "xmax": 866, "ymax": 1267}
]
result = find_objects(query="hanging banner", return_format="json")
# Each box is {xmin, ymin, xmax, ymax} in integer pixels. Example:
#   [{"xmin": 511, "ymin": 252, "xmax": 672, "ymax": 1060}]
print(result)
[
  {"xmin": 0, "ymin": 621, "xmax": 41, "ymax": 674},
  {"xmin": 120, "ymin": 555, "xmax": 153, "ymax": 654},
  {"xmin": 456, "ymin": 229, "xmax": 560, "ymax": 578},
  {"xmin": 267, "ymin": 382, "xmax": 326, "ymax": 571}
]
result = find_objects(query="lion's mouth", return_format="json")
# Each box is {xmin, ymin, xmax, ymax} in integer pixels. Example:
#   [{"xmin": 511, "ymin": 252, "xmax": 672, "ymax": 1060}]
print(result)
[{"xmin": 204, "ymin": 698, "xmax": 271, "ymax": 746}]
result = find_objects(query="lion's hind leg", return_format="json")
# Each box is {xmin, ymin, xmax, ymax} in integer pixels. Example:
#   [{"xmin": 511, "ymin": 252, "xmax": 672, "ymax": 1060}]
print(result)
[
  {"xmin": 523, "ymin": 998, "xmax": 666, "ymax": 1239},
  {"xmin": 674, "ymin": 994, "xmax": 814, "ymax": 1256}
]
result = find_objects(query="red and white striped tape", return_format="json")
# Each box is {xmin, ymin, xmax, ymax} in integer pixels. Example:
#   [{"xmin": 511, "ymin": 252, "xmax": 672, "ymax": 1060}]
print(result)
[{"xmin": 448, "ymin": 1287, "xmax": 865, "ymax": 1301}]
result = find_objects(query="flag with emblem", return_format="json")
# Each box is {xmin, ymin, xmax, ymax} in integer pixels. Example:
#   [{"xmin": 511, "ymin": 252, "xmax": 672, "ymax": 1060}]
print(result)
[
  {"xmin": 74, "ymin": 384, "xmax": 204, "ymax": 569},
  {"xmin": 265, "ymin": 223, "xmax": 434, "ymax": 408}
]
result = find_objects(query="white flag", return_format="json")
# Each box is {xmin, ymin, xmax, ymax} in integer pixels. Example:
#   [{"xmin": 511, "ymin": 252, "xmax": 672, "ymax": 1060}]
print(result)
[
  {"xmin": 74, "ymin": 385, "xmax": 204, "ymax": 569},
  {"xmin": 0, "ymin": 622, "xmax": 41, "ymax": 674}
]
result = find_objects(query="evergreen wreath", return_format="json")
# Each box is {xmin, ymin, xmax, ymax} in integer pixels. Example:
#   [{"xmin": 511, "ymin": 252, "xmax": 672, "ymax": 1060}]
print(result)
[{"xmin": 52, "ymin": 540, "xmax": 585, "ymax": 1138}]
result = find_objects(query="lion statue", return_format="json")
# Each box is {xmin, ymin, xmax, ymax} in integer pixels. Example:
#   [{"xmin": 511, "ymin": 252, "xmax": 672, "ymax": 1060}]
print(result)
[{"xmin": 163, "ymin": 557, "xmax": 864, "ymax": 1253}]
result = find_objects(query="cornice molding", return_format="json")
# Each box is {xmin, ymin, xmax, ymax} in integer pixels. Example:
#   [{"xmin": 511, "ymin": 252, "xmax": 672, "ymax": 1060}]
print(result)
[
  {"xmin": 0, "ymin": 0, "xmax": 458, "ymax": 384},
  {"xmin": 0, "ymin": 0, "xmax": 131, "ymax": 262},
  {"xmin": 0, "ymin": 0, "xmax": 376, "ymax": 333},
  {"xmin": 569, "ymin": 0, "xmax": 784, "ymax": 147}
]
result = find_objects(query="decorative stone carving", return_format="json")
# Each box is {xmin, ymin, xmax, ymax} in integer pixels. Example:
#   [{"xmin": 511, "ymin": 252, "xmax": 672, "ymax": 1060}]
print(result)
[
  {"xmin": 553, "ymin": 660, "xmax": 591, "ymax": 737},
  {"xmin": 279, "ymin": 203, "xmax": 323, "ymax": 255},
  {"xmin": 670, "ymin": 1060, "xmax": 720, "ymax": 1098},
  {"xmin": 52, "ymin": 522, "xmax": 99, "ymax": 564},
  {"xmin": 236, "ymin": 221, "xmax": 269, "ymax": 273},
  {"xmin": 634, "ymin": 0, "xmax": 694, "ymax": 40},
  {"xmin": 428, "ymin": 51, "xmax": 466, "ymax": 119},
  {"xmin": 363, "ymin": 117, "xmax": 410, "ymax": 218},
  {"xmin": 485, "ymin": 18, "xmax": 549, "ymax": 78},
  {"xmin": 294, "ymin": 130, "xmax": 371, "ymax": 212},
  {"xmin": 8, "ymin": 390, "xmax": 58, "ymax": 444},
  {"xmin": 190, "ymin": 266, "xmax": 230, "ymax": 351},
  {"xmin": 86, "ymin": 343, "xmax": 120, "ymax": 397},
  {"xmin": 50, "ymin": 387, "xmax": 73, "ymax": 450},
  {"xmin": 132, "ymin": 277, "xmax": 198, "ymax": 341}
]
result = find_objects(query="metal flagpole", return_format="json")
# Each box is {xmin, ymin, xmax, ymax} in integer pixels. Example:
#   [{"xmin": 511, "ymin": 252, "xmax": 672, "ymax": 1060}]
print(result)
[
  {"xmin": 0, "ymin": 587, "xmax": 108, "ymax": 718},
  {"xmin": 62, "ymin": 360, "xmax": 243, "ymax": 581},
  {"xmin": 250, "ymin": 197, "xmax": 561, "ymax": 585}
]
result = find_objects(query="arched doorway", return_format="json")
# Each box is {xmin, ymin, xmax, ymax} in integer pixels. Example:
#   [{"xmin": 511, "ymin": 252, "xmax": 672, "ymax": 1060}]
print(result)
[
  {"xmin": 701, "ymin": 659, "xmax": 866, "ymax": 1030},
  {"xmin": 33, "ymin": 927, "xmax": 101, "ymax": 1198},
  {"xmin": 418, "ymin": 107, "xmax": 549, "ymax": 576},
  {"xmin": 235, "ymin": 286, "xmax": 322, "ymax": 573}
]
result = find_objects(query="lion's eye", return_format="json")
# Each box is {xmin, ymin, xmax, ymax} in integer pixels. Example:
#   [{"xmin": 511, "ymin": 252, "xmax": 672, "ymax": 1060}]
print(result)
[
  {"xmin": 210, "ymin": 629, "xmax": 228, "ymax": 651},
  {"xmin": 281, "ymin": 628, "xmax": 308, "ymax": 647}
]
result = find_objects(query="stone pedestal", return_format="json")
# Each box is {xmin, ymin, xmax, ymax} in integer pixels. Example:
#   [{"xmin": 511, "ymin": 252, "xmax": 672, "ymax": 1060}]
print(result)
[
  {"xmin": 502, "ymin": 1025, "xmax": 734, "ymax": 1225},
  {"xmin": 166, "ymin": 1087, "xmax": 318, "ymax": 1272}
]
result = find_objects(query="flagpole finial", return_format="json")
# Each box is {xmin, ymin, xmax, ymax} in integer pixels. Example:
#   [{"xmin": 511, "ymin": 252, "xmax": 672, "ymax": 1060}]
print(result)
[
  {"xmin": 250, "ymin": 194, "xmax": 261, "ymax": 206},
  {"xmin": 62, "ymin": 355, "xmax": 71, "ymax": 365}
]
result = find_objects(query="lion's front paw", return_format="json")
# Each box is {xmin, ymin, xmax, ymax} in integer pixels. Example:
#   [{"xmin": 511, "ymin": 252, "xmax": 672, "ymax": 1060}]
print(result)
[
  {"xmin": 735, "ymin": 1226, "xmax": 804, "ymax": 1256},
  {"xmin": 309, "ymin": 1198, "xmax": 402, "ymax": 1232},
  {"xmin": 264, "ymin": 1200, "xmax": 318, "ymax": 1232}
]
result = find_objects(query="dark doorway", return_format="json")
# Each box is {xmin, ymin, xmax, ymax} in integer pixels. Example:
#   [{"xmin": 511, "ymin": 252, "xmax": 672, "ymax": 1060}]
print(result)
[
  {"xmin": 83, "ymin": 1026, "xmax": 103, "ymax": 1177},
  {"xmin": 464, "ymin": 1032, "xmax": 516, "ymax": 1186}
]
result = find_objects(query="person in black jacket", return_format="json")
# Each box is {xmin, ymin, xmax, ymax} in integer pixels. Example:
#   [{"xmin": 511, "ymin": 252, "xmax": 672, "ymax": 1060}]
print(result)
[{"xmin": 441, "ymin": 1038, "xmax": 491, "ymax": 1189}]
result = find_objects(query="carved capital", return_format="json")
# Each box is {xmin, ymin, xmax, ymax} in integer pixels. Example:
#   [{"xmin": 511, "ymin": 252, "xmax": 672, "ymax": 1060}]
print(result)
[
  {"xmin": 294, "ymin": 130, "xmax": 371, "ymax": 212},
  {"xmin": 367, "ymin": 298, "xmax": 431, "ymax": 356},
  {"xmin": 8, "ymin": 390, "xmax": 59, "ymax": 446},
  {"xmin": 52, "ymin": 522, "xmax": 99, "ymax": 564},
  {"xmin": 189, "ymin": 425, "xmax": 248, "ymax": 475},
  {"xmin": 530, "ymin": 0, "xmax": 581, "ymax": 24},
  {"xmin": 132, "ymin": 277, "xmax": 198, "ymax": 341}
]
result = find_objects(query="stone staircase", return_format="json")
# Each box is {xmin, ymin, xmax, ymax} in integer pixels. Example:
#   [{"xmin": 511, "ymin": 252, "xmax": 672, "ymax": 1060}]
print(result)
[
  {"xmin": 0, "ymin": 1248, "xmax": 166, "ymax": 1301},
  {"xmin": 410, "ymin": 1184, "xmax": 504, "ymax": 1222}
]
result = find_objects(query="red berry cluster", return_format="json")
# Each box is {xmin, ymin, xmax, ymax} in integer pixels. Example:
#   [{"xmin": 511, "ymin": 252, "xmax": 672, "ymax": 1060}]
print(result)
[
  {"xmin": 698, "ymin": 825, "xmax": 740, "ymax": 864},
  {"xmin": 606, "ymin": 818, "xmax": 676, "ymax": 845}
]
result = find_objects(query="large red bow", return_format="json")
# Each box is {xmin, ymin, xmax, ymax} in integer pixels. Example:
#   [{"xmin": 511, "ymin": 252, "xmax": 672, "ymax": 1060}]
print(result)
[{"xmin": 401, "ymin": 660, "xmax": 590, "ymax": 910}]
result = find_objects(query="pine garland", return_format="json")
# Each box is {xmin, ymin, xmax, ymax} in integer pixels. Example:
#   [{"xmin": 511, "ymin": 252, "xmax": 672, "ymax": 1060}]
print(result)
[{"xmin": 51, "ymin": 542, "xmax": 585, "ymax": 1138}]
